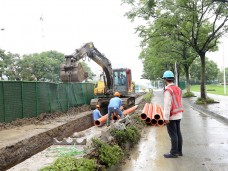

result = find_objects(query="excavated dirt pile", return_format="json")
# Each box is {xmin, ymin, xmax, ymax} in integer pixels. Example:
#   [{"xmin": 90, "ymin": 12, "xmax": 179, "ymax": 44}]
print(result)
[{"xmin": 0, "ymin": 105, "xmax": 90, "ymax": 131}]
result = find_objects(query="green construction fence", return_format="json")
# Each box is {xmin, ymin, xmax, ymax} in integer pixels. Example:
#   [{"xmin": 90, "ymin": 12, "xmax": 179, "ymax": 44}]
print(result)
[
  {"xmin": 179, "ymin": 81, "xmax": 187, "ymax": 90},
  {"xmin": 0, "ymin": 81, "xmax": 95, "ymax": 123}
]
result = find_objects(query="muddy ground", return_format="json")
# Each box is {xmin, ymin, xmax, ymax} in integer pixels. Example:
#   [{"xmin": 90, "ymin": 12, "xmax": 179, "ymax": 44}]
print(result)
[
  {"xmin": 0, "ymin": 105, "xmax": 91, "ymax": 131},
  {"xmin": 0, "ymin": 105, "xmax": 93, "ymax": 170},
  {"xmin": 1, "ymin": 96, "xmax": 145, "ymax": 170}
]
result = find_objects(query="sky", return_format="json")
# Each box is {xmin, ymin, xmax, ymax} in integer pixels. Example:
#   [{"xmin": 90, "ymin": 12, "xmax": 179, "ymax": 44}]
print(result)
[{"xmin": 0, "ymin": 0, "xmax": 227, "ymax": 85}]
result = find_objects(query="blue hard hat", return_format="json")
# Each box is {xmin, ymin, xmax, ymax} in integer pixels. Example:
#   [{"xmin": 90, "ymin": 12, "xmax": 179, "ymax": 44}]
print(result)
[{"xmin": 162, "ymin": 70, "xmax": 174, "ymax": 79}]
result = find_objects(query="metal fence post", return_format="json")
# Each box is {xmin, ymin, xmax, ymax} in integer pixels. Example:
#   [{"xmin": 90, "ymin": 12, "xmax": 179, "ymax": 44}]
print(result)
[
  {"xmin": 57, "ymin": 84, "xmax": 63, "ymax": 112},
  {"xmin": 21, "ymin": 81, "xmax": 24, "ymax": 118},
  {"xmin": 2, "ymin": 82, "xmax": 6, "ymax": 122},
  {"xmin": 65, "ymin": 83, "xmax": 69, "ymax": 110},
  {"xmin": 35, "ymin": 82, "xmax": 39, "ymax": 116},
  {"xmin": 47, "ymin": 83, "xmax": 52, "ymax": 113},
  {"xmin": 71, "ymin": 83, "xmax": 78, "ymax": 106},
  {"xmin": 80, "ymin": 83, "xmax": 86, "ymax": 104}
]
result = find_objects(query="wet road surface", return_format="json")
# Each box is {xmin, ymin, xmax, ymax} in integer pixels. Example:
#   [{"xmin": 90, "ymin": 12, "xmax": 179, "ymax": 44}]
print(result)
[
  {"xmin": 119, "ymin": 90, "xmax": 228, "ymax": 171},
  {"xmin": 191, "ymin": 92, "xmax": 228, "ymax": 120}
]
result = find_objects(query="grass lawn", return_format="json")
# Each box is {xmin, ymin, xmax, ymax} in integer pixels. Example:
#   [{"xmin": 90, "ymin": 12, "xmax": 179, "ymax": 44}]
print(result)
[{"xmin": 190, "ymin": 84, "xmax": 228, "ymax": 96}]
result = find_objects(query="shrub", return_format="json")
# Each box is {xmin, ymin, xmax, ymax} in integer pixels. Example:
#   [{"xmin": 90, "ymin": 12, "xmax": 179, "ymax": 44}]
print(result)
[
  {"xmin": 182, "ymin": 92, "xmax": 195, "ymax": 98},
  {"xmin": 195, "ymin": 97, "xmax": 217, "ymax": 104},
  {"xmin": 130, "ymin": 114, "xmax": 145, "ymax": 127},
  {"xmin": 110, "ymin": 126, "xmax": 141, "ymax": 149},
  {"xmin": 91, "ymin": 138, "xmax": 124, "ymax": 167},
  {"xmin": 39, "ymin": 156, "xmax": 97, "ymax": 171},
  {"xmin": 142, "ymin": 91, "xmax": 153, "ymax": 103}
]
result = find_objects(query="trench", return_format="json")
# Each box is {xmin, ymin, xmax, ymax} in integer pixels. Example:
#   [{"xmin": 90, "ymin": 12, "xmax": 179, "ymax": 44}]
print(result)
[
  {"xmin": 1, "ymin": 94, "xmax": 145, "ymax": 170},
  {"xmin": 0, "ymin": 111, "xmax": 93, "ymax": 170}
]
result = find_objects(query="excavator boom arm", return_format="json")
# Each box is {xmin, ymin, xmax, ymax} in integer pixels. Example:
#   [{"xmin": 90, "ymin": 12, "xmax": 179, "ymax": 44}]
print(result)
[{"xmin": 63, "ymin": 42, "xmax": 113, "ymax": 94}]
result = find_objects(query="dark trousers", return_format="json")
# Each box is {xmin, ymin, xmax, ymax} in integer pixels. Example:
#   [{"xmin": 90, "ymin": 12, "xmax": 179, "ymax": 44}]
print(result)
[{"xmin": 166, "ymin": 119, "xmax": 182, "ymax": 155}]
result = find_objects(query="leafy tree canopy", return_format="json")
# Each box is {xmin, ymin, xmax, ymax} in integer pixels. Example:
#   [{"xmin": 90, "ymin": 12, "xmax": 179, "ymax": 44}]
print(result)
[{"xmin": 190, "ymin": 57, "xmax": 220, "ymax": 82}]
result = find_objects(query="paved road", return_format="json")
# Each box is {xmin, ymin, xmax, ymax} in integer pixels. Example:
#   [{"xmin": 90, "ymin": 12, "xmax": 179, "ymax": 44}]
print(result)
[
  {"xmin": 191, "ymin": 92, "xmax": 228, "ymax": 121},
  {"xmin": 119, "ymin": 90, "xmax": 228, "ymax": 171}
]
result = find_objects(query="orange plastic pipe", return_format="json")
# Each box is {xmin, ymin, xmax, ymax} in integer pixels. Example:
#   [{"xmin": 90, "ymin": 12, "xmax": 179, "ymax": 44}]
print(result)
[
  {"xmin": 112, "ymin": 105, "xmax": 139, "ymax": 121},
  {"xmin": 112, "ymin": 114, "xmax": 120, "ymax": 120},
  {"xmin": 154, "ymin": 104, "xmax": 161, "ymax": 120},
  {"xmin": 141, "ymin": 103, "xmax": 149, "ymax": 120},
  {"xmin": 94, "ymin": 114, "xmax": 108, "ymax": 126},
  {"xmin": 151, "ymin": 104, "xmax": 157, "ymax": 126},
  {"xmin": 146, "ymin": 103, "xmax": 153, "ymax": 124},
  {"xmin": 158, "ymin": 105, "xmax": 166, "ymax": 126},
  {"xmin": 123, "ymin": 105, "xmax": 138, "ymax": 115},
  {"xmin": 95, "ymin": 105, "xmax": 139, "ymax": 126},
  {"xmin": 157, "ymin": 119, "xmax": 164, "ymax": 126},
  {"xmin": 151, "ymin": 118, "xmax": 157, "ymax": 126}
]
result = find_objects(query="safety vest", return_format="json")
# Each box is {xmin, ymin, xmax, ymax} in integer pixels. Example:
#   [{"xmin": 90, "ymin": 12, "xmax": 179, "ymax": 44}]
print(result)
[{"xmin": 164, "ymin": 85, "xmax": 184, "ymax": 116}]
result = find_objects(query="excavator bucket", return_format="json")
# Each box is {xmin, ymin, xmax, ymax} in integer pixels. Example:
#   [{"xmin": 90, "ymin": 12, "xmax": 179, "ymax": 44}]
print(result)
[{"xmin": 60, "ymin": 61, "xmax": 88, "ymax": 82}]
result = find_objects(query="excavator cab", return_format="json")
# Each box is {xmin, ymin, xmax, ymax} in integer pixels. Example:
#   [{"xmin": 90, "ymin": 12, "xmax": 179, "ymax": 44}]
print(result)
[
  {"xmin": 113, "ymin": 68, "xmax": 135, "ymax": 109},
  {"xmin": 113, "ymin": 68, "xmax": 133, "ymax": 96}
]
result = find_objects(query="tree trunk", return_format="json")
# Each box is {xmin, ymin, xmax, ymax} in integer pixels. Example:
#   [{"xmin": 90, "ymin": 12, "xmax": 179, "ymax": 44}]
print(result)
[
  {"xmin": 182, "ymin": 46, "xmax": 190, "ymax": 92},
  {"xmin": 184, "ymin": 64, "xmax": 190, "ymax": 92},
  {"xmin": 200, "ymin": 52, "xmax": 207, "ymax": 99}
]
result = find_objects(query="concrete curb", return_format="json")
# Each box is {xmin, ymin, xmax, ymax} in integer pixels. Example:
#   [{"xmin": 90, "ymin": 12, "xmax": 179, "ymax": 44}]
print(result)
[
  {"xmin": 183, "ymin": 98, "xmax": 228, "ymax": 124},
  {"xmin": 190, "ymin": 103, "xmax": 228, "ymax": 124}
]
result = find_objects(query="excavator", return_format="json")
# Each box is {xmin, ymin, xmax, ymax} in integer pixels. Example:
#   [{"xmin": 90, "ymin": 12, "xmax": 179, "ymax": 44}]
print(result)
[{"xmin": 60, "ymin": 42, "xmax": 135, "ymax": 112}]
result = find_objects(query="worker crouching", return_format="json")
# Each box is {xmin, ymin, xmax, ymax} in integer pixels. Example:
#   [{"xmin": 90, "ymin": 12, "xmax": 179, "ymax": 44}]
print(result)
[
  {"xmin": 106, "ymin": 92, "xmax": 124, "ymax": 127},
  {"xmin": 92, "ymin": 105, "xmax": 103, "ymax": 122}
]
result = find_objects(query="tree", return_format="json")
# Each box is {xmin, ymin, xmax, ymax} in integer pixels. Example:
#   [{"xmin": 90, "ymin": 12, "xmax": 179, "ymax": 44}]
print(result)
[
  {"xmin": 0, "ymin": 49, "xmax": 94, "ymax": 82},
  {"xmin": 168, "ymin": 0, "xmax": 227, "ymax": 99},
  {"xmin": 80, "ymin": 62, "xmax": 95, "ymax": 80},
  {"xmin": 139, "ymin": 17, "xmax": 198, "ymax": 92},
  {"xmin": 190, "ymin": 57, "xmax": 220, "ymax": 83},
  {"xmin": 19, "ymin": 51, "xmax": 65, "ymax": 81},
  {"xmin": 217, "ymin": 67, "xmax": 228, "ymax": 83},
  {"xmin": 4, "ymin": 52, "xmax": 22, "ymax": 80},
  {"xmin": 0, "ymin": 49, "xmax": 11, "ymax": 80},
  {"xmin": 123, "ymin": 0, "xmax": 228, "ymax": 100}
]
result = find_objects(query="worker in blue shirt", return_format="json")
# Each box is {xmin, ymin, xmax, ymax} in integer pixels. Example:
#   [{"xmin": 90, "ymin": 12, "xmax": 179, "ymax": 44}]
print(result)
[
  {"xmin": 106, "ymin": 92, "xmax": 124, "ymax": 126},
  {"xmin": 92, "ymin": 105, "xmax": 103, "ymax": 121}
]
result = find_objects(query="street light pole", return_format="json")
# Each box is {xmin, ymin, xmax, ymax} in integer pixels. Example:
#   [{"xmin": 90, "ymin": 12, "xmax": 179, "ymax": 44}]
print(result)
[{"xmin": 223, "ymin": 43, "xmax": 226, "ymax": 95}]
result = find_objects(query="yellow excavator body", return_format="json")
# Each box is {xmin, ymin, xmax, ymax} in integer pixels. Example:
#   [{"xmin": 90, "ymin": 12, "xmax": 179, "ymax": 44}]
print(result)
[{"xmin": 94, "ymin": 80, "xmax": 105, "ymax": 95}]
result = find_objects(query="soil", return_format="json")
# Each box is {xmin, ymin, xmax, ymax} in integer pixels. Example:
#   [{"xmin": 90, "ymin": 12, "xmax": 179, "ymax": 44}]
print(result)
[
  {"xmin": 0, "ymin": 105, "xmax": 93, "ymax": 171},
  {"xmin": 0, "ymin": 105, "xmax": 91, "ymax": 131},
  {"xmin": 8, "ymin": 106, "xmax": 145, "ymax": 171},
  {"xmin": 0, "ymin": 94, "xmax": 146, "ymax": 171}
]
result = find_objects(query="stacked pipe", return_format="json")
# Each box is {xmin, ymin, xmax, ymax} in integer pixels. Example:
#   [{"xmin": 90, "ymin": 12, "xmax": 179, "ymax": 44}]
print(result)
[
  {"xmin": 94, "ymin": 105, "xmax": 138, "ymax": 126},
  {"xmin": 140, "ymin": 103, "xmax": 165, "ymax": 126}
]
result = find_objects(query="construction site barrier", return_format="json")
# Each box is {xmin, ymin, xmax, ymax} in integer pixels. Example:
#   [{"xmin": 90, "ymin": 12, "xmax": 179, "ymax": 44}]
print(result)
[{"xmin": 0, "ymin": 81, "xmax": 95, "ymax": 123}]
